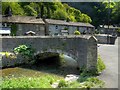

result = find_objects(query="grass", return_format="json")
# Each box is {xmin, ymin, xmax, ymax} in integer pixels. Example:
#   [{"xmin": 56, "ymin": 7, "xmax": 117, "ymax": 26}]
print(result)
[
  {"xmin": 97, "ymin": 55, "xmax": 106, "ymax": 73},
  {"xmin": 1, "ymin": 55, "xmax": 106, "ymax": 88},
  {"xmin": 2, "ymin": 74, "xmax": 63, "ymax": 88},
  {"xmin": 55, "ymin": 77, "xmax": 105, "ymax": 88},
  {"xmin": 56, "ymin": 56, "xmax": 106, "ymax": 88}
]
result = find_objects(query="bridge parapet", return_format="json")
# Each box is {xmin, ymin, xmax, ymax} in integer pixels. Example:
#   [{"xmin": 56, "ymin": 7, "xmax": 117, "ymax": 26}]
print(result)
[{"xmin": 0, "ymin": 35, "xmax": 97, "ymax": 71}]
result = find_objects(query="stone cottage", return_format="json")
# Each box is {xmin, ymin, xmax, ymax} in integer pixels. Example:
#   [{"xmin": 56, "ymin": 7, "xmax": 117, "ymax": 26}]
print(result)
[
  {"xmin": 44, "ymin": 19, "xmax": 95, "ymax": 36},
  {"xmin": 2, "ymin": 15, "xmax": 45, "ymax": 36},
  {"xmin": 1, "ymin": 15, "xmax": 94, "ymax": 36},
  {"xmin": 97, "ymin": 25, "xmax": 119, "ymax": 36}
]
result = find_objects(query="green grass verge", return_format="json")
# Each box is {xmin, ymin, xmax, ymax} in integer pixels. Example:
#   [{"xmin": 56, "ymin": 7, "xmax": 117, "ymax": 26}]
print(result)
[
  {"xmin": 2, "ymin": 74, "xmax": 63, "ymax": 88},
  {"xmin": 97, "ymin": 55, "xmax": 106, "ymax": 73},
  {"xmin": 57, "ymin": 55, "xmax": 106, "ymax": 88},
  {"xmin": 2, "ymin": 55, "xmax": 106, "ymax": 88}
]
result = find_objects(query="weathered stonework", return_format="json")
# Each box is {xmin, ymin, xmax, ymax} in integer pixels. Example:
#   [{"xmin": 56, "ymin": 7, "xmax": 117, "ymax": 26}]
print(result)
[
  {"xmin": 95, "ymin": 34, "xmax": 117, "ymax": 44},
  {"xmin": 0, "ymin": 35, "xmax": 97, "ymax": 70},
  {"xmin": 16, "ymin": 24, "xmax": 45, "ymax": 36}
]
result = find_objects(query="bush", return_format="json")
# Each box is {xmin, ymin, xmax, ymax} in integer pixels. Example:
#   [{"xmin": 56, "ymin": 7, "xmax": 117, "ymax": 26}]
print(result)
[
  {"xmin": 117, "ymin": 28, "xmax": 120, "ymax": 32},
  {"xmin": 79, "ymin": 77, "xmax": 105, "ymax": 88},
  {"xmin": 58, "ymin": 80, "xmax": 68, "ymax": 88},
  {"xmin": 74, "ymin": 30, "xmax": 81, "ymax": 35},
  {"xmin": 79, "ymin": 56, "xmax": 106, "ymax": 76},
  {"xmin": 14, "ymin": 45, "xmax": 35, "ymax": 63},
  {"xmin": 94, "ymin": 30, "xmax": 100, "ymax": 34},
  {"xmin": 97, "ymin": 56, "xmax": 106, "ymax": 73},
  {"xmin": 64, "ymin": 27, "xmax": 68, "ymax": 30}
]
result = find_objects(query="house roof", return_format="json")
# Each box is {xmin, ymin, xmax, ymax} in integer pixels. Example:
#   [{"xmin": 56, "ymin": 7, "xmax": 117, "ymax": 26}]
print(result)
[
  {"xmin": 2, "ymin": 15, "xmax": 45, "ymax": 24},
  {"xmin": 68, "ymin": 22, "xmax": 94, "ymax": 28},
  {"xmin": 1, "ymin": 15, "xmax": 94, "ymax": 27},
  {"xmin": 45, "ymin": 19, "xmax": 94, "ymax": 28},
  {"xmin": 99, "ymin": 25, "xmax": 119, "ymax": 29},
  {"xmin": 104, "ymin": 25, "xmax": 119, "ymax": 29}
]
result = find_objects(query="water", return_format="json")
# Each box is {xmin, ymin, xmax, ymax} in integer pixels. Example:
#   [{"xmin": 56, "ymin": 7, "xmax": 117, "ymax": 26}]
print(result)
[{"xmin": 1, "ymin": 55, "xmax": 79, "ymax": 78}]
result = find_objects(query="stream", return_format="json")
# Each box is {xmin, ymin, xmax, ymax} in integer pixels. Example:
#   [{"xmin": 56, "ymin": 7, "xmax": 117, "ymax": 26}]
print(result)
[{"xmin": 1, "ymin": 55, "xmax": 80, "ymax": 78}]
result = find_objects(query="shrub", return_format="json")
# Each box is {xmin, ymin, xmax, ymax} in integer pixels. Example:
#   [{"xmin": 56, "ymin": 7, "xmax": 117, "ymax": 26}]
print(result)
[
  {"xmin": 97, "ymin": 56, "xmax": 106, "ymax": 73},
  {"xmin": 64, "ymin": 27, "xmax": 68, "ymax": 30},
  {"xmin": 14, "ymin": 45, "xmax": 35, "ymax": 63},
  {"xmin": 117, "ymin": 28, "xmax": 120, "ymax": 32},
  {"xmin": 79, "ymin": 77, "xmax": 105, "ymax": 88},
  {"xmin": 74, "ymin": 30, "xmax": 81, "ymax": 35},
  {"xmin": 58, "ymin": 80, "xmax": 68, "ymax": 88},
  {"xmin": 5, "ymin": 52, "xmax": 10, "ymax": 58},
  {"xmin": 94, "ymin": 30, "xmax": 100, "ymax": 34}
]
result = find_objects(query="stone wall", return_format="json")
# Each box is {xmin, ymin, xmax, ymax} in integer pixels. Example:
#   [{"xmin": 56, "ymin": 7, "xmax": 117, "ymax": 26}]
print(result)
[
  {"xmin": 95, "ymin": 34, "xmax": 117, "ymax": 44},
  {"xmin": 16, "ymin": 24, "xmax": 45, "ymax": 36},
  {"xmin": 0, "ymin": 35, "xmax": 97, "ymax": 70}
]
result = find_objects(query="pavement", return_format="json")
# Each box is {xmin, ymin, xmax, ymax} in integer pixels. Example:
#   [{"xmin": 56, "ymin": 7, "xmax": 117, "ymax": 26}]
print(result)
[{"xmin": 98, "ymin": 37, "xmax": 119, "ymax": 88}]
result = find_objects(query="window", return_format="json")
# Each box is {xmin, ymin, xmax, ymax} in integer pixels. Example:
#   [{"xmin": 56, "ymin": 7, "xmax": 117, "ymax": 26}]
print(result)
[
  {"xmin": 56, "ymin": 25, "xmax": 58, "ymax": 29},
  {"xmin": 2, "ymin": 23, "xmax": 6, "ymax": 27}
]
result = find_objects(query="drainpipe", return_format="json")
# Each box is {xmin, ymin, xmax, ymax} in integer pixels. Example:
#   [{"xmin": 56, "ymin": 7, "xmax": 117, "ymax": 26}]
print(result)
[
  {"xmin": 43, "ymin": 18, "xmax": 49, "ymax": 36},
  {"xmin": 107, "ymin": 0, "xmax": 110, "ymax": 44}
]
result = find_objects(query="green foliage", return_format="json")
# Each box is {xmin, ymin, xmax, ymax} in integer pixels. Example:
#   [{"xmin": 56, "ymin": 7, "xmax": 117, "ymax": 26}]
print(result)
[
  {"xmin": 11, "ymin": 24, "xmax": 17, "ymax": 36},
  {"xmin": 74, "ymin": 30, "xmax": 81, "ymax": 35},
  {"xmin": 2, "ymin": 2, "xmax": 25, "ymax": 15},
  {"xmin": 117, "ymin": 28, "xmax": 120, "ymax": 32},
  {"xmin": 64, "ymin": 27, "xmax": 68, "ymax": 30},
  {"xmin": 97, "ymin": 56, "xmax": 106, "ymax": 73},
  {"xmin": 94, "ymin": 30, "xmax": 100, "ymax": 34},
  {"xmin": 79, "ymin": 56, "xmax": 106, "ymax": 77},
  {"xmin": 2, "ymin": 2, "xmax": 92, "ymax": 23},
  {"xmin": 2, "ymin": 74, "xmax": 62, "ymax": 88},
  {"xmin": 79, "ymin": 77, "xmax": 105, "ymax": 88},
  {"xmin": 24, "ymin": 5, "xmax": 37, "ymax": 16},
  {"xmin": 59, "ymin": 54, "xmax": 66, "ymax": 65},
  {"xmin": 5, "ymin": 52, "xmax": 10, "ymax": 58},
  {"xmin": 58, "ymin": 79, "xmax": 68, "ymax": 88},
  {"xmin": 66, "ymin": 2, "xmax": 119, "ymax": 27},
  {"xmin": 14, "ymin": 45, "xmax": 35, "ymax": 60},
  {"xmin": 52, "ymin": 9, "xmax": 68, "ymax": 20}
]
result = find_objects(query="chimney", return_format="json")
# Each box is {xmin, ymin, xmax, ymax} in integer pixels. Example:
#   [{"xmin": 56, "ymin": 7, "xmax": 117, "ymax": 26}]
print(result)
[{"xmin": 5, "ymin": 6, "xmax": 12, "ymax": 17}]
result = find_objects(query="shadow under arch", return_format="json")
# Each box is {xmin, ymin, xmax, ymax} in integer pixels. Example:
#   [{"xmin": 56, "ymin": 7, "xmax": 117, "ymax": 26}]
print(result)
[
  {"xmin": 19, "ymin": 49, "xmax": 80, "ymax": 77},
  {"xmin": 35, "ymin": 49, "xmax": 78, "ymax": 62}
]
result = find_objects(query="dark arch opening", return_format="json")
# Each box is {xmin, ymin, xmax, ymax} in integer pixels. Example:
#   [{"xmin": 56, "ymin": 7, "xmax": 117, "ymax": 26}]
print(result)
[
  {"xmin": 34, "ymin": 52, "xmax": 61, "ymax": 67},
  {"xmin": 27, "ymin": 52, "xmax": 80, "ymax": 76}
]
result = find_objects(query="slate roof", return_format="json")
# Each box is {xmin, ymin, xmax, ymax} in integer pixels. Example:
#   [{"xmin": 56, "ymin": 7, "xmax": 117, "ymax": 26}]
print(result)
[
  {"xmin": 104, "ymin": 25, "xmax": 119, "ymax": 29},
  {"xmin": 99, "ymin": 25, "xmax": 119, "ymax": 29},
  {"xmin": 1, "ymin": 15, "xmax": 94, "ymax": 28},
  {"xmin": 45, "ymin": 19, "xmax": 94, "ymax": 28},
  {"xmin": 2, "ymin": 15, "xmax": 45, "ymax": 24}
]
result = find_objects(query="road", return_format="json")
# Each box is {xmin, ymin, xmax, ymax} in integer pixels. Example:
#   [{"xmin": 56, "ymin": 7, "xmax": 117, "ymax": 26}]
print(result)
[{"xmin": 98, "ymin": 37, "xmax": 119, "ymax": 88}]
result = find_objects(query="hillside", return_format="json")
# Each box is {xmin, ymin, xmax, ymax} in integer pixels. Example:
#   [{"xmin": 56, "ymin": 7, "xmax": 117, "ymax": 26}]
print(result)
[
  {"xmin": 2, "ymin": 2, "xmax": 92, "ymax": 23},
  {"xmin": 66, "ymin": 2, "xmax": 120, "ymax": 27}
]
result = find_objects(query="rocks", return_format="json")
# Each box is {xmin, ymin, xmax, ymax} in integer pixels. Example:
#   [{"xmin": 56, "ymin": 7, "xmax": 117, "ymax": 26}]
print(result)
[
  {"xmin": 51, "ymin": 82, "xmax": 59, "ymax": 88},
  {"xmin": 51, "ymin": 74, "xmax": 80, "ymax": 88},
  {"xmin": 65, "ymin": 74, "xmax": 79, "ymax": 82},
  {"xmin": 51, "ymin": 80, "xmax": 60, "ymax": 88}
]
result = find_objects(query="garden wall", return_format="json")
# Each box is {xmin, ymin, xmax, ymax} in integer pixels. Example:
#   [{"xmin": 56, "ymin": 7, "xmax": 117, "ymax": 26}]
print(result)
[{"xmin": 95, "ymin": 34, "xmax": 117, "ymax": 44}]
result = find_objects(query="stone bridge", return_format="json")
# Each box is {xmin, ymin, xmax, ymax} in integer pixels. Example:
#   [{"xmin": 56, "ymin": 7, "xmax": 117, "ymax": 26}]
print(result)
[{"xmin": 0, "ymin": 35, "xmax": 97, "ymax": 70}]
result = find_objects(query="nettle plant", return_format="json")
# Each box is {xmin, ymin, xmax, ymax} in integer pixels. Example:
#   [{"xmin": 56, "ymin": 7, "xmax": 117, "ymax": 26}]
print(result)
[{"xmin": 14, "ymin": 45, "xmax": 35, "ymax": 62}]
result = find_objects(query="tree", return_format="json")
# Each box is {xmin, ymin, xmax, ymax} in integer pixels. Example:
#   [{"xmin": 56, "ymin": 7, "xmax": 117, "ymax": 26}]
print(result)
[
  {"xmin": 52, "ymin": 9, "xmax": 68, "ymax": 20},
  {"xmin": 24, "ymin": 5, "xmax": 37, "ymax": 16},
  {"xmin": 2, "ymin": 2, "xmax": 24, "ymax": 15}
]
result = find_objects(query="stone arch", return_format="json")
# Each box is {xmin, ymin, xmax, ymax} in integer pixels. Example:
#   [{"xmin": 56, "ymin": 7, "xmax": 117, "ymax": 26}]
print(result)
[
  {"xmin": 35, "ymin": 49, "xmax": 77, "ymax": 61},
  {"xmin": 34, "ymin": 49, "xmax": 79, "ymax": 67}
]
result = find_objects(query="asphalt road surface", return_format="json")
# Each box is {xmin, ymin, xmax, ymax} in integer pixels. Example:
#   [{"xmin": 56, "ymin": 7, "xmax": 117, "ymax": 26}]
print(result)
[{"xmin": 98, "ymin": 37, "xmax": 119, "ymax": 88}]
